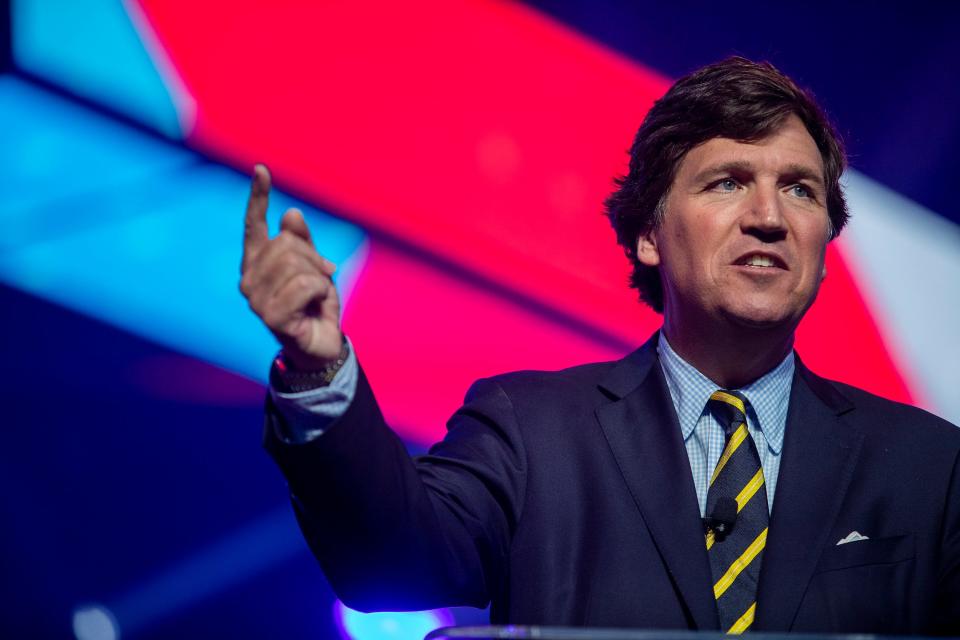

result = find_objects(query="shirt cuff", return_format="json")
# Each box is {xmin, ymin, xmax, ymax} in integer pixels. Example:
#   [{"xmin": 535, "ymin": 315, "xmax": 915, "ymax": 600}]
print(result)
[{"xmin": 268, "ymin": 337, "xmax": 359, "ymax": 444}]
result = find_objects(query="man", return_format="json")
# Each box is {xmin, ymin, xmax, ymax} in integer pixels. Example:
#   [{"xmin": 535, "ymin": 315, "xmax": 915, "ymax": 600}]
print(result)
[{"xmin": 240, "ymin": 57, "xmax": 960, "ymax": 633}]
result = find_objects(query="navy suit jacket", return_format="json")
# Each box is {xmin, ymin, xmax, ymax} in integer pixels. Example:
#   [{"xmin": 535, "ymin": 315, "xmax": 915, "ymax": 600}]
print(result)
[{"xmin": 265, "ymin": 336, "xmax": 960, "ymax": 634}]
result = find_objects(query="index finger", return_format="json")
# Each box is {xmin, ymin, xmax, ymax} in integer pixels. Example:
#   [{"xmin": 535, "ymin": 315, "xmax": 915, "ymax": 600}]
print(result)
[{"xmin": 242, "ymin": 163, "xmax": 272, "ymax": 270}]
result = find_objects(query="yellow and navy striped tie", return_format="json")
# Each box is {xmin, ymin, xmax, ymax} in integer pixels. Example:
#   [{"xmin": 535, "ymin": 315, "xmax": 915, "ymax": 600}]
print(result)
[{"xmin": 705, "ymin": 390, "xmax": 768, "ymax": 634}]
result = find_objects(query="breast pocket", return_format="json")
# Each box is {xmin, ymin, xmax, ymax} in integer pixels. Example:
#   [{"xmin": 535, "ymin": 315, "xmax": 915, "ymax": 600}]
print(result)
[
  {"xmin": 794, "ymin": 534, "xmax": 916, "ymax": 633},
  {"xmin": 815, "ymin": 533, "xmax": 915, "ymax": 572}
]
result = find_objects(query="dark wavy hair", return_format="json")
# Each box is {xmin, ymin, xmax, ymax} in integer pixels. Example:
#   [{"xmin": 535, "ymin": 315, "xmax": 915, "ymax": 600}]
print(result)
[{"xmin": 604, "ymin": 56, "xmax": 849, "ymax": 313}]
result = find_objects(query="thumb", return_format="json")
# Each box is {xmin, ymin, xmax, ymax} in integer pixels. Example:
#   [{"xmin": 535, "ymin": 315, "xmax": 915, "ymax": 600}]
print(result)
[{"xmin": 280, "ymin": 208, "xmax": 313, "ymax": 245}]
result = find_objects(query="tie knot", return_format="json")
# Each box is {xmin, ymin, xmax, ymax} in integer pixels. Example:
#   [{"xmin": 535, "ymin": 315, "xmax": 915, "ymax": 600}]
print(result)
[{"xmin": 708, "ymin": 389, "xmax": 748, "ymax": 435}]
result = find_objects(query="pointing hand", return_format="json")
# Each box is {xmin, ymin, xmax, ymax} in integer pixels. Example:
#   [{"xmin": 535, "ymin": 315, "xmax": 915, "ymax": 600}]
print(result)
[{"xmin": 240, "ymin": 164, "xmax": 343, "ymax": 371}]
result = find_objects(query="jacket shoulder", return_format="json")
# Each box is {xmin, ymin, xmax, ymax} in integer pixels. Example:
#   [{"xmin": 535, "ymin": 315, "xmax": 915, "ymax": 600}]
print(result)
[
  {"xmin": 468, "ymin": 358, "xmax": 621, "ymax": 406},
  {"xmin": 809, "ymin": 370, "xmax": 960, "ymax": 445}
]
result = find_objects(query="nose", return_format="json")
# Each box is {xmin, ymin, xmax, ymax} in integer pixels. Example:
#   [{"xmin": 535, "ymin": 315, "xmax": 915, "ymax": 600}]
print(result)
[{"xmin": 741, "ymin": 184, "xmax": 787, "ymax": 240}]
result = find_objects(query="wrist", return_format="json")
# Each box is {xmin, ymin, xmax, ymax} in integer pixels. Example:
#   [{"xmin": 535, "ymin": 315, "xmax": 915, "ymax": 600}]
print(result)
[{"xmin": 272, "ymin": 337, "xmax": 350, "ymax": 392}]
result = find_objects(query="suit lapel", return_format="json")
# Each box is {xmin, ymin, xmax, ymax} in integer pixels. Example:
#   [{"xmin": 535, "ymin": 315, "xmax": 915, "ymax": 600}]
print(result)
[
  {"xmin": 754, "ymin": 359, "xmax": 863, "ymax": 630},
  {"xmin": 595, "ymin": 338, "xmax": 719, "ymax": 630}
]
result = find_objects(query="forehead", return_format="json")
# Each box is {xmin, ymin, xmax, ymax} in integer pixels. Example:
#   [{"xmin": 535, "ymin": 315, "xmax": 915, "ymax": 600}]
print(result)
[{"xmin": 675, "ymin": 115, "xmax": 825, "ymax": 182}]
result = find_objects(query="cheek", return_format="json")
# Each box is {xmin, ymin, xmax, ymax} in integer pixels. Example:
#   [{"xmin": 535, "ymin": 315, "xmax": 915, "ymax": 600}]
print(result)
[
  {"xmin": 660, "ymin": 218, "xmax": 700, "ymax": 260},
  {"xmin": 791, "ymin": 217, "xmax": 830, "ymax": 276}
]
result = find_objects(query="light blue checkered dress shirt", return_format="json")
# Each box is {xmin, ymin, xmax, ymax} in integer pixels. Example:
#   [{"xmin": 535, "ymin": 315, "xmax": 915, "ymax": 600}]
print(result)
[{"xmin": 657, "ymin": 332, "xmax": 793, "ymax": 517}]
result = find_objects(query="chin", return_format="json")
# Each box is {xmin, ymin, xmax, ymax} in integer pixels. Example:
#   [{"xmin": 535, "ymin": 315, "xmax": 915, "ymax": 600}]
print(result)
[{"xmin": 721, "ymin": 305, "xmax": 800, "ymax": 331}]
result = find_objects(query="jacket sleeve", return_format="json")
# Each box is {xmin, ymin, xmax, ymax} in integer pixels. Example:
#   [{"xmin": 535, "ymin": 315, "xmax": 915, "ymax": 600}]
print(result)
[{"xmin": 263, "ymin": 364, "xmax": 527, "ymax": 612}]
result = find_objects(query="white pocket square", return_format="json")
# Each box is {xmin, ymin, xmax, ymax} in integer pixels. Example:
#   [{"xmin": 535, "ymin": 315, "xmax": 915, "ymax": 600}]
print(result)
[{"xmin": 836, "ymin": 531, "xmax": 870, "ymax": 545}]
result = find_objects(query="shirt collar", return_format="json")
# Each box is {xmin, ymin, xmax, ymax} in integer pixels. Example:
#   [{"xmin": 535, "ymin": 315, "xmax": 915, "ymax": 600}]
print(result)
[{"xmin": 657, "ymin": 330, "xmax": 793, "ymax": 454}]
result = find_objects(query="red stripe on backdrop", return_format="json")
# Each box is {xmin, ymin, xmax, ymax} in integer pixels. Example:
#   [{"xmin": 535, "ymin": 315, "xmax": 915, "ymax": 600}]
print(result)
[
  {"xmin": 135, "ymin": 0, "xmax": 664, "ymax": 338},
  {"xmin": 135, "ymin": 0, "xmax": 914, "ymax": 416},
  {"xmin": 796, "ymin": 244, "xmax": 912, "ymax": 403}
]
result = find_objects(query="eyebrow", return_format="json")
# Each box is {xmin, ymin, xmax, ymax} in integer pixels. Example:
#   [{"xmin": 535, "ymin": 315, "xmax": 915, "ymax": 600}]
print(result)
[
  {"xmin": 693, "ymin": 161, "xmax": 826, "ymax": 188},
  {"xmin": 779, "ymin": 163, "xmax": 826, "ymax": 188}
]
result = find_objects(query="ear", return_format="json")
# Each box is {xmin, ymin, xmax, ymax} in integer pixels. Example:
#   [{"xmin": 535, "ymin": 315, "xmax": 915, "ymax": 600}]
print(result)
[{"xmin": 637, "ymin": 229, "xmax": 661, "ymax": 267}]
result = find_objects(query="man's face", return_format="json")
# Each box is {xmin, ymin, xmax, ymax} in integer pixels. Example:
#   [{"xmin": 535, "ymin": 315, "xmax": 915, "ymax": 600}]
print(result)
[{"xmin": 638, "ymin": 115, "xmax": 831, "ymax": 333}]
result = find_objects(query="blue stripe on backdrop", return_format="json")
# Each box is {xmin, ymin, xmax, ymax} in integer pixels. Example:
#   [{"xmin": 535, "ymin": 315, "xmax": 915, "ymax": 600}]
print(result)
[
  {"xmin": 0, "ymin": 76, "xmax": 368, "ymax": 386},
  {"xmin": 12, "ymin": 0, "xmax": 188, "ymax": 138}
]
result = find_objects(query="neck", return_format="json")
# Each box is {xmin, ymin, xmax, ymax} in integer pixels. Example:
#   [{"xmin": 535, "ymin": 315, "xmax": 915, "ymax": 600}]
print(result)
[{"xmin": 661, "ymin": 316, "xmax": 794, "ymax": 389}]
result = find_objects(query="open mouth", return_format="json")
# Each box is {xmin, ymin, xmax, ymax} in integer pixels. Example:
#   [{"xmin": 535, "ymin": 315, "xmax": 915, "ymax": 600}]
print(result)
[{"xmin": 734, "ymin": 252, "xmax": 787, "ymax": 269}]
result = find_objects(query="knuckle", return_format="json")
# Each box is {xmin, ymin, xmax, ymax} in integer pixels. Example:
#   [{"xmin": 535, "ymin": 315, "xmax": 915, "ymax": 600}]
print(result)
[
  {"xmin": 260, "ymin": 303, "xmax": 284, "ymax": 329},
  {"xmin": 246, "ymin": 290, "xmax": 265, "ymax": 313},
  {"xmin": 239, "ymin": 274, "xmax": 254, "ymax": 297},
  {"xmin": 292, "ymin": 272, "xmax": 318, "ymax": 291},
  {"xmin": 261, "ymin": 307, "xmax": 277, "ymax": 326}
]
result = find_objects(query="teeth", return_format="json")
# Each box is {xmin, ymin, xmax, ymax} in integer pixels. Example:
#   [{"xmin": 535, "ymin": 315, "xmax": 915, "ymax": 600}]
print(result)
[{"xmin": 745, "ymin": 255, "xmax": 776, "ymax": 267}]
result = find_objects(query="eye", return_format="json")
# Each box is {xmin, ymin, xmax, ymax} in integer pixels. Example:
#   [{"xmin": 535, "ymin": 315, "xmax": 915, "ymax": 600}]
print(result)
[
  {"xmin": 712, "ymin": 178, "xmax": 739, "ymax": 192},
  {"xmin": 790, "ymin": 184, "xmax": 812, "ymax": 198}
]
